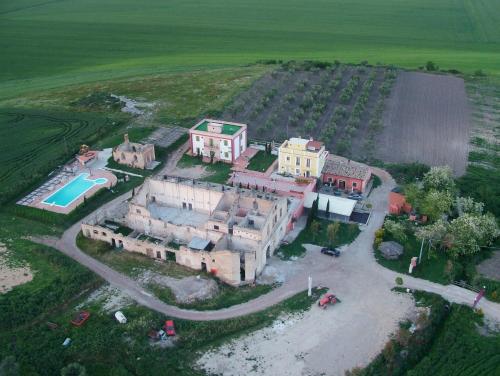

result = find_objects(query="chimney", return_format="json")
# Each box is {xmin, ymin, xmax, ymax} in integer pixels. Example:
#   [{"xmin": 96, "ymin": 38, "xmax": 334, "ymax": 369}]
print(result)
[{"xmin": 124, "ymin": 134, "xmax": 129, "ymax": 144}]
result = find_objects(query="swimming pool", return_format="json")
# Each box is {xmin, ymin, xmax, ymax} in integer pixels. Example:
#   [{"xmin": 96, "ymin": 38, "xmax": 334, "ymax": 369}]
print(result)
[{"xmin": 42, "ymin": 173, "xmax": 107, "ymax": 208}]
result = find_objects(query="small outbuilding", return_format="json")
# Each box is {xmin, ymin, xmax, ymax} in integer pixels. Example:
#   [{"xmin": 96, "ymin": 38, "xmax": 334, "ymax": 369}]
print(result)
[{"xmin": 379, "ymin": 241, "xmax": 404, "ymax": 260}]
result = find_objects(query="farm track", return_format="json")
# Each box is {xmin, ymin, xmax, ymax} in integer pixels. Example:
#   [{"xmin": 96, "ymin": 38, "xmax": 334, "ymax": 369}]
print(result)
[{"xmin": 376, "ymin": 71, "xmax": 471, "ymax": 175}]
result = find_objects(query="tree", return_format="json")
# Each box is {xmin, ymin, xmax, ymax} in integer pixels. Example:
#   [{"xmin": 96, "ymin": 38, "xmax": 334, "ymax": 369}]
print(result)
[
  {"xmin": 422, "ymin": 166, "xmax": 455, "ymax": 192},
  {"xmin": 61, "ymin": 363, "xmax": 86, "ymax": 376},
  {"xmin": 403, "ymin": 183, "xmax": 422, "ymax": 207},
  {"xmin": 325, "ymin": 199, "xmax": 330, "ymax": 219},
  {"xmin": 307, "ymin": 196, "xmax": 319, "ymax": 227},
  {"xmin": 209, "ymin": 150, "xmax": 215, "ymax": 164},
  {"xmin": 327, "ymin": 222, "xmax": 340, "ymax": 246},
  {"xmin": 425, "ymin": 61, "xmax": 438, "ymax": 71},
  {"xmin": 415, "ymin": 219, "xmax": 449, "ymax": 252},
  {"xmin": 454, "ymin": 196, "xmax": 484, "ymax": 216},
  {"xmin": 310, "ymin": 221, "xmax": 321, "ymax": 241},
  {"xmin": 0, "ymin": 356, "xmax": 19, "ymax": 376},
  {"xmin": 420, "ymin": 190, "xmax": 453, "ymax": 222},
  {"xmin": 447, "ymin": 213, "xmax": 499, "ymax": 257},
  {"xmin": 383, "ymin": 219, "xmax": 407, "ymax": 243}
]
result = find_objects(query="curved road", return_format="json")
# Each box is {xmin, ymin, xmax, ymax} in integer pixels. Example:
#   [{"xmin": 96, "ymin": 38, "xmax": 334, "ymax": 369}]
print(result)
[{"xmin": 35, "ymin": 168, "xmax": 500, "ymax": 322}]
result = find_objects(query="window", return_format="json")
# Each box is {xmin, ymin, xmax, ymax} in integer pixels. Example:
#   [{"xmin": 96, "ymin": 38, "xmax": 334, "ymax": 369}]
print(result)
[
  {"xmin": 182, "ymin": 202, "xmax": 187, "ymax": 209},
  {"xmin": 136, "ymin": 209, "xmax": 141, "ymax": 214},
  {"xmin": 296, "ymin": 157, "xmax": 300, "ymax": 166},
  {"xmin": 306, "ymin": 171, "xmax": 310, "ymax": 177},
  {"xmin": 93, "ymin": 230, "xmax": 98, "ymax": 234},
  {"xmin": 102, "ymin": 232, "xmax": 107, "ymax": 236},
  {"xmin": 195, "ymin": 135, "xmax": 200, "ymax": 141},
  {"xmin": 156, "ymin": 251, "xmax": 162, "ymax": 259},
  {"xmin": 306, "ymin": 158, "xmax": 311, "ymax": 167},
  {"xmin": 286, "ymin": 156, "xmax": 290, "ymax": 162},
  {"xmin": 214, "ymin": 225, "xmax": 219, "ymax": 230},
  {"xmin": 224, "ymin": 152, "xmax": 229, "ymax": 158},
  {"xmin": 280, "ymin": 208, "xmax": 282, "ymax": 217},
  {"xmin": 328, "ymin": 177, "xmax": 333, "ymax": 183},
  {"xmin": 188, "ymin": 203, "xmax": 193, "ymax": 210},
  {"xmin": 209, "ymin": 138, "xmax": 214, "ymax": 147},
  {"xmin": 353, "ymin": 182, "xmax": 357, "ymax": 188},
  {"xmin": 295, "ymin": 168, "xmax": 300, "ymax": 175},
  {"xmin": 224, "ymin": 140, "xmax": 228, "ymax": 146}
]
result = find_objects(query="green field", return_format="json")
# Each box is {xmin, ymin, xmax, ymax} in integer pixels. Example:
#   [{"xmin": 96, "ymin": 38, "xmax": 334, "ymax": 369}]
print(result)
[
  {"xmin": 1, "ymin": 0, "xmax": 499, "ymax": 99},
  {"xmin": 0, "ymin": 108, "xmax": 128, "ymax": 205}
]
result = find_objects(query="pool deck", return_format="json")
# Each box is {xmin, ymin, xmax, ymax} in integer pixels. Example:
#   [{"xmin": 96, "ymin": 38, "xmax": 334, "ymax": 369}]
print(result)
[{"xmin": 27, "ymin": 169, "xmax": 117, "ymax": 215}]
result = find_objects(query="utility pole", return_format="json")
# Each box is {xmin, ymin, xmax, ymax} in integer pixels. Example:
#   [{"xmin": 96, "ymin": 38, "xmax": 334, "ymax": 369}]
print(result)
[
  {"xmin": 308, "ymin": 276, "xmax": 312, "ymax": 297},
  {"xmin": 418, "ymin": 237, "xmax": 424, "ymax": 264}
]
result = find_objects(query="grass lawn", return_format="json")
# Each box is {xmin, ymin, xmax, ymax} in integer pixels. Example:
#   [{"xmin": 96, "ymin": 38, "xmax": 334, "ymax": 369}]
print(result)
[
  {"xmin": 246, "ymin": 150, "xmax": 277, "ymax": 172},
  {"xmin": 177, "ymin": 154, "xmax": 232, "ymax": 184},
  {"xmin": 2, "ymin": 0, "xmax": 500, "ymax": 100},
  {"xmin": 375, "ymin": 230, "xmax": 450, "ymax": 285},
  {"xmin": 279, "ymin": 218, "xmax": 361, "ymax": 259}
]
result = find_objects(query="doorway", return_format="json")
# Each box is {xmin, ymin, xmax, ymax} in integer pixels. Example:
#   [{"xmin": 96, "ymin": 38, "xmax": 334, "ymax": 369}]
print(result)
[
  {"xmin": 111, "ymin": 238, "xmax": 116, "ymax": 248},
  {"xmin": 339, "ymin": 180, "xmax": 346, "ymax": 190},
  {"xmin": 201, "ymin": 262, "xmax": 207, "ymax": 272}
]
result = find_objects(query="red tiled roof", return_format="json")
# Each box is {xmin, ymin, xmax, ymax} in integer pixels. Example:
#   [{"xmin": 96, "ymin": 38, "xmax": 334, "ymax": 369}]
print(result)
[{"xmin": 306, "ymin": 140, "xmax": 323, "ymax": 151}]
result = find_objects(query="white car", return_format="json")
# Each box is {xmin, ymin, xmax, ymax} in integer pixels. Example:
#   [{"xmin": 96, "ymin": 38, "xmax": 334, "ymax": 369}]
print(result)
[{"xmin": 114, "ymin": 311, "xmax": 127, "ymax": 324}]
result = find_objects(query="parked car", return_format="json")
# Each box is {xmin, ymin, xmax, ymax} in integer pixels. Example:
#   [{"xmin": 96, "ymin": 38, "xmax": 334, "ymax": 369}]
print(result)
[
  {"xmin": 348, "ymin": 193, "xmax": 363, "ymax": 201},
  {"xmin": 163, "ymin": 320, "xmax": 176, "ymax": 336},
  {"xmin": 71, "ymin": 311, "xmax": 90, "ymax": 327},
  {"xmin": 321, "ymin": 247, "xmax": 340, "ymax": 257}
]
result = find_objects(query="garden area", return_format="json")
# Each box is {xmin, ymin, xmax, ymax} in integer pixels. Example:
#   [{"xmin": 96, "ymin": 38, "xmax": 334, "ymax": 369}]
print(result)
[
  {"xmin": 176, "ymin": 154, "xmax": 232, "ymax": 184},
  {"xmin": 246, "ymin": 150, "xmax": 277, "ymax": 172},
  {"xmin": 279, "ymin": 217, "xmax": 360, "ymax": 259},
  {"xmin": 222, "ymin": 61, "xmax": 396, "ymax": 160},
  {"xmin": 375, "ymin": 166, "xmax": 500, "ymax": 302}
]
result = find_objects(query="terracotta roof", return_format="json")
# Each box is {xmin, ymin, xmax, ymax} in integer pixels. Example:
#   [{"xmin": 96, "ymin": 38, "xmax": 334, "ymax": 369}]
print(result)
[
  {"xmin": 322, "ymin": 155, "xmax": 371, "ymax": 180},
  {"xmin": 306, "ymin": 140, "xmax": 323, "ymax": 151}
]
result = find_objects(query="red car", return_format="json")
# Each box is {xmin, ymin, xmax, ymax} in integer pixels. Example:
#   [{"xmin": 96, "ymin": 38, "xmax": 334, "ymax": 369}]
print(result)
[
  {"xmin": 318, "ymin": 293, "xmax": 339, "ymax": 309},
  {"xmin": 163, "ymin": 320, "xmax": 176, "ymax": 336},
  {"xmin": 71, "ymin": 311, "xmax": 90, "ymax": 326}
]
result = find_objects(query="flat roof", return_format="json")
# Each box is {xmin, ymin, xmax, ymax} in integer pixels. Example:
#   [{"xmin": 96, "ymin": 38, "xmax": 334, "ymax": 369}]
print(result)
[
  {"xmin": 188, "ymin": 236, "xmax": 211, "ymax": 251},
  {"xmin": 194, "ymin": 119, "xmax": 243, "ymax": 135},
  {"xmin": 304, "ymin": 192, "xmax": 357, "ymax": 217}
]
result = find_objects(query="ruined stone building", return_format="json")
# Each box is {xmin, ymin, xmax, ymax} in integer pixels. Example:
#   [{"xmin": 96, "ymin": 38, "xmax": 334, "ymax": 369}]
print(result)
[
  {"xmin": 112, "ymin": 134, "xmax": 156, "ymax": 169},
  {"xmin": 82, "ymin": 176, "xmax": 290, "ymax": 285}
]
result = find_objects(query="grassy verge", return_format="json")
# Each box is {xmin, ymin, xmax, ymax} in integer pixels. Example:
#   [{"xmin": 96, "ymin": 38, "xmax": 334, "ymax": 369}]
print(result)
[
  {"xmin": 177, "ymin": 154, "xmax": 232, "ymax": 184},
  {"xmin": 148, "ymin": 281, "xmax": 275, "ymax": 311},
  {"xmin": 278, "ymin": 218, "xmax": 360, "ymax": 259},
  {"xmin": 76, "ymin": 233, "xmax": 195, "ymax": 279},
  {"xmin": 246, "ymin": 150, "xmax": 277, "ymax": 172}
]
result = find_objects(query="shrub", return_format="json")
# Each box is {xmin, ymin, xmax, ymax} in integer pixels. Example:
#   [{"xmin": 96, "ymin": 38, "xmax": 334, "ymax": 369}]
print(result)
[{"xmin": 396, "ymin": 276, "xmax": 404, "ymax": 285}]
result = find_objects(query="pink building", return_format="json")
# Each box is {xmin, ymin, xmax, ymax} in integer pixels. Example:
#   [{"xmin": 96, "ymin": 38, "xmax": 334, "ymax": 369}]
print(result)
[
  {"xmin": 321, "ymin": 155, "xmax": 372, "ymax": 193},
  {"xmin": 189, "ymin": 119, "xmax": 247, "ymax": 163}
]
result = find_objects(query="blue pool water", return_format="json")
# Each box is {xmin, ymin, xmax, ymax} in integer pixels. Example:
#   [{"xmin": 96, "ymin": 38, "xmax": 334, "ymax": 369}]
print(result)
[{"xmin": 42, "ymin": 173, "xmax": 107, "ymax": 207}]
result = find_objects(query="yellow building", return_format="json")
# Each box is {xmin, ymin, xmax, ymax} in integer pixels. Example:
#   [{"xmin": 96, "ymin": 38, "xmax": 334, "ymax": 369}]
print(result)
[{"xmin": 278, "ymin": 138, "xmax": 328, "ymax": 178}]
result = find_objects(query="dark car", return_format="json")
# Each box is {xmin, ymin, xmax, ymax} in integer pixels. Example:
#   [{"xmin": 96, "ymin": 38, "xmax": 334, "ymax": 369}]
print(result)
[
  {"xmin": 321, "ymin": 247, "xmax": 340, "ymax": 257},
  {"xmin": 348, "ymin": 193, "xmax": 363, "ymax": 201}
]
